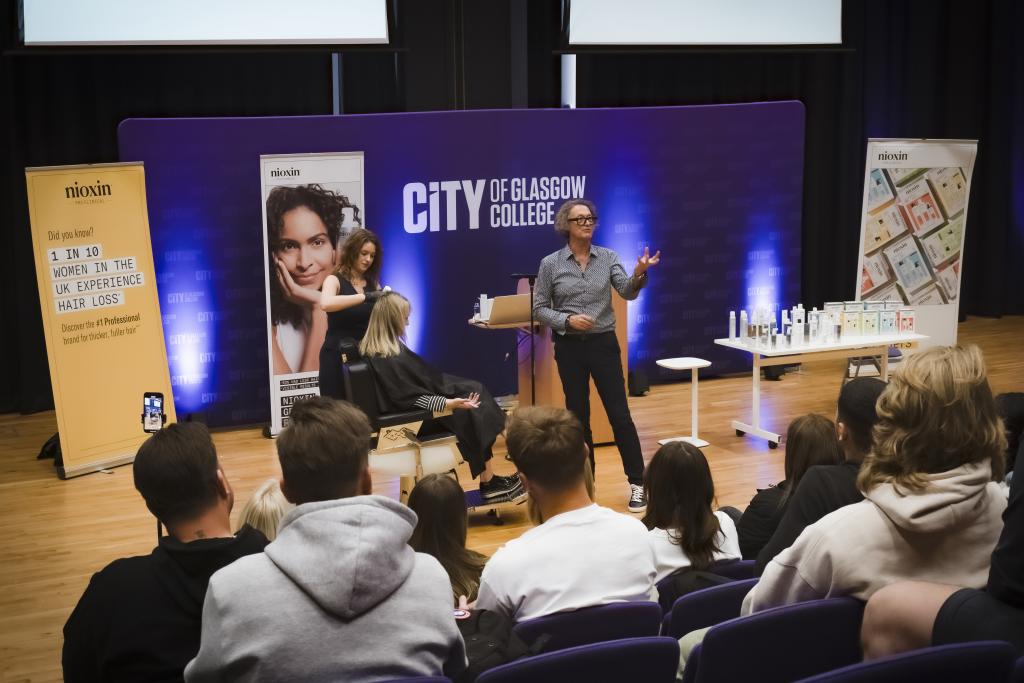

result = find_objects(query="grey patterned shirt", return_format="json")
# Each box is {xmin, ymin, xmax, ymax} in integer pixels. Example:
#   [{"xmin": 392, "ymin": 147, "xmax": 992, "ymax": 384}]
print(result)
[{"xmin": 533, "ymin": 244, "xmax": 647, "ymax": 335}]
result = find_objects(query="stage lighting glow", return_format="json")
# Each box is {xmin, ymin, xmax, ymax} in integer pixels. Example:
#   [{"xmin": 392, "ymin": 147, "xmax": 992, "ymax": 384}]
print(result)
[
  {"xmin": 744, "ymin": 211, "xmax": 784, "ymax": 318},
  {"xmin": 158, "ymin": 214, "xmax": 217, "ymax": 415},
  {"xmin": 600, "ymin": 176, "xmax": 652, "ymax": 365}
]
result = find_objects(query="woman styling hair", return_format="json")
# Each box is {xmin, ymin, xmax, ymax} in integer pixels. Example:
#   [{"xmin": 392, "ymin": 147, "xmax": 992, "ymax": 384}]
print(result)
[{"xmin": 318, "ymin": 228, "xmax": 388, "ymax": 399}]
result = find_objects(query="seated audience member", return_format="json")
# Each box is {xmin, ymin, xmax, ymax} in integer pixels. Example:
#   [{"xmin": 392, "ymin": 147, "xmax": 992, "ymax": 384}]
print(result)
[
  {"xmin": 63, "ymin": 423, "xmax": 268, "ymax": 683},
  {"xmin": 236, "ymin": 478, "xmax": 293, "ymax": 541},
  {"xmin": 361, "ymin": 292, "xmax": 522, "ymax": 503},
  {"xmin": 743, "ymin": 345, "xmax": 1007, "ymax": 616},
  {"xmin": 643, "ymin": 441, "xmax": 741, "ymax": 582},
  {"xmin": 996, "ymin": 392, "xmax": 1024, "ymax": 475},
  {"xmin": 475, "ymin": 406, "xmax": 657, "ymax": 621},
  {"xmin": 754, "ymin": 377, "xmax": 887, "ymax": 573},
  {"xmin": 861, "ymin": 449, "xmax": 1021, "ymax": 659},
  {"xmin": 408, "ymin": 473, "xmax": 488, "ymax": 604},
  {"xmin": 527, "ymin": 454, "xmax": 596, "ymax": 526},
  {"xmin": 736, "ymin": 414, "xmax": 842, "ymax": 559},
  {"xmin": 185, "ymin": 397, "xmax": 466, "ymax": 682}
]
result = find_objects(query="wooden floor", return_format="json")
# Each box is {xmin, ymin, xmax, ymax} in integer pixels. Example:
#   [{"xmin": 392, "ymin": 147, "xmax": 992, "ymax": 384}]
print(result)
[{"xmin": 1, "ymin": 316, "xmax": 1021, "ymax": 681}]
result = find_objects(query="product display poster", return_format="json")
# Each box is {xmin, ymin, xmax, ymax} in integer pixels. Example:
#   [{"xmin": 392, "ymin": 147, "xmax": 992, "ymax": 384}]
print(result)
[
  {"xmin": 260, "ymin": 152, "xmax": 364, "ymax": 434},
  {"xmin": 25, "ymin": 163, "xmax": 175, "ymax": 476},
  {"xmin": 855, "ymin": 139, "xmax": 977, "ymax": 347}
]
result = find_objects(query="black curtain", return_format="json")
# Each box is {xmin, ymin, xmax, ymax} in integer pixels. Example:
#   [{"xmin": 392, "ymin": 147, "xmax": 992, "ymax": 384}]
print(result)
[
  {"xmin": 575, "ymin": 0, "xmax": 1024, "ymax": 317},
  {"xmin": 3, "ymin": 0, "xmax": 1021, "ymax": 414},
  {"xmin": 0, "ymin": 7, "xmax": 333, "ymax": 413}
]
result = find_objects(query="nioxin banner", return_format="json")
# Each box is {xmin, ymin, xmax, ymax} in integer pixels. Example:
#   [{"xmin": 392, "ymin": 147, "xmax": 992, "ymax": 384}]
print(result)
[
  {"xmin": 259, "ymin": 152, "xmax": 365, "ymax": 435},
  {"xmin": 25, "ymin": 162, "xmax": 175, "ymax": 476},
  {"xmin": 119, "ymin": 104, "xmax": 805, "ymax": 427},
  {"xmin": 856, "ymin": 139, "xmax": 978, "ymax": 347}
]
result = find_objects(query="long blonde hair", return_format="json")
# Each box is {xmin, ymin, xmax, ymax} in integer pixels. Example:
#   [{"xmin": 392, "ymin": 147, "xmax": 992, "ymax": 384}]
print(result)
[
  {"xmin": 858, "ymin": 344, "xmax": 1007, "ymax": 494},
  {"xmin": 237, "ymin": 478, "xmax": 293, "ymax": 541},
  {"xmin": 359, "ymin": 292, "xmax": 410, "ymax": 358}
]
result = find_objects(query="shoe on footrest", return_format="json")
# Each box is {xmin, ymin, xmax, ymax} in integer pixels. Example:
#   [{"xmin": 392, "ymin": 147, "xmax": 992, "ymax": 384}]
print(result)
[
  {"xmin": 479, "ymin": 474, "xmax": 525, "ymax": 503},
  {"xmin": 489, "ymin": 473, "xmax": 522, "ymax": 490}
]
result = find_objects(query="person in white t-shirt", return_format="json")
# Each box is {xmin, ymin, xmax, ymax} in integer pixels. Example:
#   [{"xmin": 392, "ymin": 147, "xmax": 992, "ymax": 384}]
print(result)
[
  {"xmin": 643, "ymin": 441, "xmax": 741, "ymax": 582},
  {"xmin": 475, "ymin": 406, "xmax": 657, "ymax": 622}
]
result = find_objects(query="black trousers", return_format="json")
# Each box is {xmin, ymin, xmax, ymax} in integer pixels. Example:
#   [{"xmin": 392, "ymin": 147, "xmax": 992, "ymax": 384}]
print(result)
[{"xmin": 553, "ymin": 331, "xmax": 645, "ymax": 486}]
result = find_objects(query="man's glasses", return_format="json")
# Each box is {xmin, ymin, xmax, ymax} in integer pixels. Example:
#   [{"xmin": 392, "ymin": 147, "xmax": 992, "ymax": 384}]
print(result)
[{"xmin": 567, "ymin": 215, "xmax": 598, "ymax": 226}]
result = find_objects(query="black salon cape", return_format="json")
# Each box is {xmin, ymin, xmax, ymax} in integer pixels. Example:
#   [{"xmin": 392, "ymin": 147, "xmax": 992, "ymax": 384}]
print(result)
[{"xmin": 367, "ymin": 344, "xmax": 505, "ymax": 478}]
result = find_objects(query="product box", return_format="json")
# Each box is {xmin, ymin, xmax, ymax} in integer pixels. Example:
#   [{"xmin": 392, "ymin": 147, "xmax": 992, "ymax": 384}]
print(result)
[
  {"xmin": 864, "ymin": 204, "xmax": 910, "ymax": 253},
  {"xmin": 842, "ymin": 310, "xmax": 862, "ymax": 336},
  {"xmin": 824, "ymin": 301, "xmax": 844, "ymax": 327},
  {"xmin": 935, "ymin": 262, "xmax": 960, "ymax": 302},
  {"xmin": 920, "ymin": 216, "xmax": 963, "ymax": 268},
  {"xmin": 887, "ymin": 167, "xmax": 926, "ymax": 187},
  {"xmin": 928, "ymin": 167, "xmax": 968, "ymax": 218},
  {"xmin": 866, "ymin": 168, "xmax": 896, "ymax": 212},
  {"xmin": 864, "ymin": 301, "xmax": 886, "ymax": 312},
  {"xmin": 862, "ymin": 310, "xmax": 880, "ymax": 335},
  {"xmin": 911, "ymin": 284, "xmax": 946, "ymax": 306},
  {"xmin": 884, "ymin": 236, "xmax": 934, "ymax": 294},
  {"xmin": 898, "ymin": 178, "xmax": 945, "ymax": 235},
  {"xmin": 899, "ymin": 308, "xmax": 916, "ymax": 333},
  {"xmin": 879, "ymin": 310, "xmax": 898, "ymax": 334}
]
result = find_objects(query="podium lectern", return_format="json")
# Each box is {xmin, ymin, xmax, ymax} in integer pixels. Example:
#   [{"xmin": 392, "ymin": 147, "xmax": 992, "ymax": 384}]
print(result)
[{"xmin": 515, "ymin": 278, "xmax": 628, "ymax": 445}]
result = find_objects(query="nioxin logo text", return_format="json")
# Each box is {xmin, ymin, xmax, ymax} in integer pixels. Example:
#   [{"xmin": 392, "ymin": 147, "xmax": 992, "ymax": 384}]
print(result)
[
  {"xmin": 270, "ymin": 167, "xmax": 301, "ymax": 178},
  {"xmin": 65, "ymin": 180, "xmax": 112, "ymax": 199},
  {"xmin": 877, "ymin": 151, "xmax": 909, "ymax": 161}
]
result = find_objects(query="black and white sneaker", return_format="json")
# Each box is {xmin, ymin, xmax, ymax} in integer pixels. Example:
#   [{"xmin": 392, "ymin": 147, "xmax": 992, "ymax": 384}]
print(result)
[
  {"xmin": 627, "ymin": 484, "xmax": 647, "ymax": 514},
  {"xmin": 480, "ymin": 473, "xmax": 526, "ymax": 503}
]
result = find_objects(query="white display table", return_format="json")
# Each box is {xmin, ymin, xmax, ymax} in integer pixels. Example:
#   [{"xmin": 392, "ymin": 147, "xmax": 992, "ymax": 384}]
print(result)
[{"xmin": 714, "ymin": 332, "xmax": 928, "ymax": 448}]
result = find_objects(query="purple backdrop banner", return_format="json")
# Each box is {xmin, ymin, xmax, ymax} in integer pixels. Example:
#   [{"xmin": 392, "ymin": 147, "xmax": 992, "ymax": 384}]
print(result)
[{"xmin": 119, "ymin": 103, "xmax": 804, "ymax": 427}]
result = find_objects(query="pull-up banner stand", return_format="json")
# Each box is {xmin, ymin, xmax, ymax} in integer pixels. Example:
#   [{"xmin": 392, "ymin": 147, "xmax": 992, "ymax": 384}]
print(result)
[
  {"xmin": 856, "ymin": 139, "xmax": 978, "ymax": 348},
  {"xmin": 259, "ymin": 152, "xmax": 365, "ymax": 435},
  {"xmin": 25, "ymin": 162, "xmax": 175, "ymax": 478}
]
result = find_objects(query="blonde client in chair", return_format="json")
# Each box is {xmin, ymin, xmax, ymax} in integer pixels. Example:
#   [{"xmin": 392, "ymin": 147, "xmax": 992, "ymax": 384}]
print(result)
[{"xmin": 360, "ymin": 292, "xmax": 524, "ymax": 503}]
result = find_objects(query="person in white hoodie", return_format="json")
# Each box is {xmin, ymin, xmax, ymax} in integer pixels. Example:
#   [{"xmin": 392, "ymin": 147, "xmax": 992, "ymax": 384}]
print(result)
[
  {"xmin": 185, "ymin": 397, "xmax": 466, "ymax": 682},
  {"xmin": 741, "ymin": 344, "xmax": 1007, "ymax": 615}
]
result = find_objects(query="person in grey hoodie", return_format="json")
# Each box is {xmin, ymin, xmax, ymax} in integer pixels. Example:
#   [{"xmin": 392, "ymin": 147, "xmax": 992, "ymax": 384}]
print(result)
[
  {"xmin": 185, "ymin": 397, "xmax": 467, "ymax": 682},
  {"xmin": 741, "ymin": 345, "xmax": 1007, "ymax": 615}
]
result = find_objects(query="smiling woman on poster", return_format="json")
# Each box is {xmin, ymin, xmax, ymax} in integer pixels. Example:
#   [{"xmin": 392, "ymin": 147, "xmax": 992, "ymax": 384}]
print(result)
[
  {"xmin": 265, "ymin": 184, "xmax": 361, "ymax": 374},
  {"xmin": 533, "ymin": 198, "xmax": 661, "ymax": 514}
]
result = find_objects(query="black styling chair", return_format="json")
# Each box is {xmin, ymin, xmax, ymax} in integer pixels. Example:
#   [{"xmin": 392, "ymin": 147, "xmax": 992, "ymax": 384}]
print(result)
[{"xmin": 341, "ymin": 359, "xmax": 463, "ymax": 503}]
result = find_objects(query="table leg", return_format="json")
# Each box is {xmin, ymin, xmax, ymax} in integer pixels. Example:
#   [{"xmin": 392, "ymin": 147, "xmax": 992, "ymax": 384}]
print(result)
[
  {"xmin": 691, "ymin": 368, "xmax": 699, "ymax": 439},
  {"xmin": 732, "ymin": 351, "xmax": 780, "ymax": 448},
  {"xmin": 880, "ymin": 347, "xmax": 889, "ymax": 382}
]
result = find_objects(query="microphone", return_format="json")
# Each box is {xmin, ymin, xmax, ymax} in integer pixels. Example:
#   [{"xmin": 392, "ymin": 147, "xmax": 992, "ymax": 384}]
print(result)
[{"xmin": 510, "ymin": 273, "xmax": 537, "ymax": 280}]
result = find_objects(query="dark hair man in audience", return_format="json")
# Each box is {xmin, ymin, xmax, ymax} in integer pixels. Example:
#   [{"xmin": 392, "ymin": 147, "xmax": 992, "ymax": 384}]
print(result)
[
  {"xmin": 475, "ymin": 406, "xmax": 656, "ymax": 621},
  {"xmin": 62, "ymin": 423, "xmax": 268, "ymax": 683},
  {"xmin": 754, "ymin": 377, "xmax": 887, "ymax": 574},
  {"xmin": 185, "ymin": 397, "xmax": 466, "ymax": 682}
]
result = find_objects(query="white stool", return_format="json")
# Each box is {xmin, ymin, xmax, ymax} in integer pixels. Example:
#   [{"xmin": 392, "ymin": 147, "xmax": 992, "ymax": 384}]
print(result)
[{"xmin": 656, "ymin": 357, "xmax": 711, "ymax": 448}]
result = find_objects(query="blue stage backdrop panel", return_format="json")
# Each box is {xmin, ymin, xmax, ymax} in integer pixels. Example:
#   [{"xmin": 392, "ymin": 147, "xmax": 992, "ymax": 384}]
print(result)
[{"xmin": 119, "ymin": 103, "xmax": 804, "ymax": 427}]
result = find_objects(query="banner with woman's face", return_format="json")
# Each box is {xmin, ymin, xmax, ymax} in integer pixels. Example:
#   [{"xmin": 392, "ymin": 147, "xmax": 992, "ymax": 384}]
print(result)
[{"xmin": 260, "ymin": 153, "xmax": 364, "ymax": 434}]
